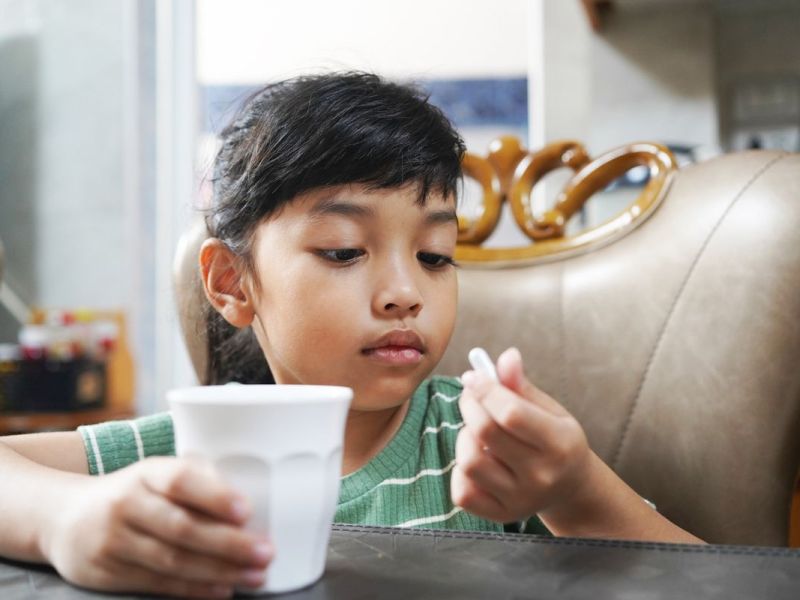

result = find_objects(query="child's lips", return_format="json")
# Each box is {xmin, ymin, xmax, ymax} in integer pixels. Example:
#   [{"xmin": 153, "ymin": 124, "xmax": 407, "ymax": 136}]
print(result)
[
  {"xmin": 362, "ymin": 345, "xmax": 424, "ymax": 365},
  {"xmin": 362, "ymin": 329, "xmax": 427, "ymax": 365}
]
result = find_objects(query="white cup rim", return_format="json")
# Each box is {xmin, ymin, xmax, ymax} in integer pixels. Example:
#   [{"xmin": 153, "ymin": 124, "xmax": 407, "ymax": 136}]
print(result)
[{"xmin": 167, "ymin": 384, "xmax": 353, "ymax": 406}]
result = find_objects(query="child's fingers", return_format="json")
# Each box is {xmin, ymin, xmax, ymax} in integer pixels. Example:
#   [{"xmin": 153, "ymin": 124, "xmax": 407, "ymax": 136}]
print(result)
[
  {"xmin": 122, "ymin": 488, "xmax": 271, "ymax": 568},
  {"xmin": 463, "ymin": 372, "xmax": 578, "ymax": 469},
  {"xmin": 450, "ymin": 464, "xmax": 510, "ymax": 523},
  {"xmin": 100, "ymin": 558, "xmax": 235, "ymax": 599},
  {"xmin": 459, "ymin": 387, "xmax": 540, "ymax": 466},
  {"xmin": 454, "ymin": 428, "xmax": 516, "ymax": 496},
  {"xmin": 480, "ymin": 385, "xmax": 589, "ymax": 484},
  {"xmin": 117, "ymin": 527, "xmax": 266, "ymax": 589},
  {"xmin": 496, "ymin": 347, "xmax": 568, "ymax": 416},
  {"xmin": 466, "ymin": 378, "xmax": 559, "ymax": 448},
  {"xmin": 140, "ymin": 457, "xmax": 249, "ymax": 524}
]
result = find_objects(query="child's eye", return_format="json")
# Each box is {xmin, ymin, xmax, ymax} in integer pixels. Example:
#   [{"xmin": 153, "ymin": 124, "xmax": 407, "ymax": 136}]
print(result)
[
  {"xmin": 417, "ymin": 252, "xmax": 457, "ymax": 269},
  {"xmin": 317, "ymin": 249, "xmax": 365, "ymax": 264}
]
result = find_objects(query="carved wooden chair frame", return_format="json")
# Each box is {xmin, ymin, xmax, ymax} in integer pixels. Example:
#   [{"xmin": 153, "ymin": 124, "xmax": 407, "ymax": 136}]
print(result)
[{"xmin": 455, "ymin": 136, "xmax": 678, "ymax": 267}]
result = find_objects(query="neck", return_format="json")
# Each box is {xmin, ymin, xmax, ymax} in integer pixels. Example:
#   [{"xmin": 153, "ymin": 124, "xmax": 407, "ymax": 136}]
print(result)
[{"xmin": 341, "ymin": 400, "xmax": 410, "ymax": 475}]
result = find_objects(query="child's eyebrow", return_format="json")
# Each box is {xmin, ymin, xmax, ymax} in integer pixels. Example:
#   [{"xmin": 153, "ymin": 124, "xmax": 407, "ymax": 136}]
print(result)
[
  {"xmin": 308, "ymin": 198, "xmax": 457, "ymax": 227},
  {"xmin": 308, "ymin": 198, "xmax": 373, "ymax": 221},
  {"xmin": 424, "ymin": 209, "xmax": 458, "ymax": 227}
]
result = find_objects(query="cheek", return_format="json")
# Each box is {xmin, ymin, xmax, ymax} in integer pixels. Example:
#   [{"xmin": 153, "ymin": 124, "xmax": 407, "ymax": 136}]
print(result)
[
  {"xmin": 423, "ymin": 275, "xmax": 458, "ymax": 353},
  {"xmin": 262, "ymin": 269, "xmax": 366, "ymax": 360}
]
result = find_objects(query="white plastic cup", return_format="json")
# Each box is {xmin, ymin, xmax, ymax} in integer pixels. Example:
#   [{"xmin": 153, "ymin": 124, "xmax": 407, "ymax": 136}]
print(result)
[{"xmin": 167, "ymin": 384, "xmax": 352, "ymax": 595}]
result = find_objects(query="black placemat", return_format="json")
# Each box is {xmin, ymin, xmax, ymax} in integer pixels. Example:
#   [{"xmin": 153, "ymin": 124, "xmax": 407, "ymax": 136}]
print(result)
[{"xmin": 2, "ymin": 525, "xmax": 798, "ymax": 599}]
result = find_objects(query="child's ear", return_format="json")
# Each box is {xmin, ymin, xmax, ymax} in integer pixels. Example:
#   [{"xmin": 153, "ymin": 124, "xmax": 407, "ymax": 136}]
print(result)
[{"xmin": 199, "ymin": 238, "xmax": 255, "ymax": 328}]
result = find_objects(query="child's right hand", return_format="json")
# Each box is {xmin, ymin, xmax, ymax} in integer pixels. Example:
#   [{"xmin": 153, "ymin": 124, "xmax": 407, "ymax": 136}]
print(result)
[{"xmin": 42, "ymin": 456, "xmax": 272, "ymax": 599}]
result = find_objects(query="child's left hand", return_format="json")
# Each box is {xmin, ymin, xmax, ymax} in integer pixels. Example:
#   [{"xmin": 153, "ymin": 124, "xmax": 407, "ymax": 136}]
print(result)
[{"xmin": 452, "ymin": 347, "xmax": 592, "ymax": 524}]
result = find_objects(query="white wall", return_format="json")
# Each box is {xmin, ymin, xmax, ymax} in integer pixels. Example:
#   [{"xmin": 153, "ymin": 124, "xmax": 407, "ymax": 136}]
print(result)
[
  {"xmin": 0, "ymin": 0, "xmax": 139, "ymax": 337},
  {"xmin": 0, "ymin": 1, "xmax": 39, "ymax": 341},
  {"xmin": 529, "ymin": 0, "xmax": 593, "ymax": 149},
  {"xmin": 197, "ymin": 0, "xmax": 529, "ymax": 84},
  {"xmin": 527, "ymin": 1, "xmax": 719, "ymax": 228},
  {"xmin": 530, "ymin": 1, "xmax": 718, "ymax": 156},
  {"xmin": 528, "ymin": 0, "xmax": 593, "ymax": 214},
  {"xmin": 35, "ymin": 1, "xmax": 139, "ymax": 307},
  {"xmin": 716, "ymin": 1, "xmax": 800, "ymax": 151},
  {"xmin": 0, "ymin": 0, "xmax": 168, "ymax": 414},
  {"xmin": 588, "ymin": 4, "xmax": 718, "ymax": 153}
]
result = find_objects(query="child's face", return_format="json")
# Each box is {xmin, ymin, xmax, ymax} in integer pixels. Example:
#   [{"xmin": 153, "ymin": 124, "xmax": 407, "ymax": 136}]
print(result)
[{"xmin": 248, "ymin": 183, "xmax": 459, "ymax": 411}]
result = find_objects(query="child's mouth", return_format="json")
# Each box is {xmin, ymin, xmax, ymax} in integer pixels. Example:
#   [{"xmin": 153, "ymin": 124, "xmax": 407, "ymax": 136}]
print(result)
[
  {"xmin": 362, "ymin": 329, "xmax": 426, "ymax": 366},
  {"xmin": 362, "ymin": 346, "xmax": 424, "ymax": 365}
]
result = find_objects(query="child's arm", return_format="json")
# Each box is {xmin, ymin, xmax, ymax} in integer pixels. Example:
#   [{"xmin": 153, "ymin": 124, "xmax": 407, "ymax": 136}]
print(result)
[
  {"xmin": 0, "ymin": 434, "xmax": 273, "ymax": 598},
  {"xmin": 453, "ymin": 348, "xmax": 705, "ymax": 544},
  {"xmin": 0, "ymin": 431, "xmax": 89, "ymax": 473}
]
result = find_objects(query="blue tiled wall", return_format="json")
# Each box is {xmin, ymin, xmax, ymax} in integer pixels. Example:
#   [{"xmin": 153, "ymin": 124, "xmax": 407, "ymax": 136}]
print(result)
[{"xmin": 200, "ymin": 77, "xmax": 529, "ymax": 135}]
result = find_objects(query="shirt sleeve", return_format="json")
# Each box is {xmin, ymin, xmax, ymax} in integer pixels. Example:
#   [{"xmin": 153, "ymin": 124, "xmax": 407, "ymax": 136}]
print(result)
[{"xmin": 78, "ymin": 412, "xmax": 175, "ymax": 475}]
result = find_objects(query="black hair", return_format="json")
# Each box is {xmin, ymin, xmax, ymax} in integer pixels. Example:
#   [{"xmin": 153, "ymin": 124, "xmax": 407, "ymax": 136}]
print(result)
[{"xmin": 205, "ymin": 71, "xmax": 465, "ymax": 385}]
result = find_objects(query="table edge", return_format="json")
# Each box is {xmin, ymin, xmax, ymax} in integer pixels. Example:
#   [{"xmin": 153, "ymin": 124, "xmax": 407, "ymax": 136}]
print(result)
[{"xmin": 331, "ymin": 524, "xmax": 800, "ymax": 557}]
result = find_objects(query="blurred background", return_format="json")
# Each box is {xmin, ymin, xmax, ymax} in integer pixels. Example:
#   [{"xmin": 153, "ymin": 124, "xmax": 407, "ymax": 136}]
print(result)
[{"xmin": 0, "ymin": 0, "xmax": 798, "ymax": 415}]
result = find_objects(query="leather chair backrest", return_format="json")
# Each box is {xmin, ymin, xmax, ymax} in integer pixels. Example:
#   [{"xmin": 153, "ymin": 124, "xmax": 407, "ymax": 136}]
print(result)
[{"xmin": 174, "ymin": 149, "xmax": 800, "ymax": 546}]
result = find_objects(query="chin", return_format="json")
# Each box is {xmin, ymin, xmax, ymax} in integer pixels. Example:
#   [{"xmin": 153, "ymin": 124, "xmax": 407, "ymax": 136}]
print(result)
[{"xmin": 349, "ymin": 370, "xmax": 429, "ymax": 411}]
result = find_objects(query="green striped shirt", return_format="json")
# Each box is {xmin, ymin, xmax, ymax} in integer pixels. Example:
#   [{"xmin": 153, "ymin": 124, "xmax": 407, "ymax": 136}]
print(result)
[{"xmin": 78, "ymin": 376, "xmax": 549, "ymax": 534}]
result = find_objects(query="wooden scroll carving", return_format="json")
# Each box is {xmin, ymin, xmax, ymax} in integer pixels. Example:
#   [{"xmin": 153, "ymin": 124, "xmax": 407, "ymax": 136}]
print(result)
[{"xmin": 455, "ymin": 137, "xmax": 678, "ymax": 267}]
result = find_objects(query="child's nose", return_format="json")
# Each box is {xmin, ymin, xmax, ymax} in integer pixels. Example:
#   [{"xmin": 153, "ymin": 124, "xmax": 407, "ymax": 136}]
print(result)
[
  {"xmin": 373, "ymin": 265, "xmax": 424, "ymax": 318},
  {"xmin": 379, "ymin": 293, "xmax": 422, "ymax": 318}
]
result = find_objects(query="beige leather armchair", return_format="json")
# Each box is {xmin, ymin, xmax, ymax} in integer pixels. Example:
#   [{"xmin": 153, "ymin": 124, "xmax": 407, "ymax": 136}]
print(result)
[{"xmin": 174, "ymin": 140, "xmax": 800, "ymax": 547}]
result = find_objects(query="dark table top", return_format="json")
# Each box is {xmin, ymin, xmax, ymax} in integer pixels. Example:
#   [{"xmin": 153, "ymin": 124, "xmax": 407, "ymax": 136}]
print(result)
[{"xmin": 2, "ymin": 524, "xmax": 799, "ymax": 599}]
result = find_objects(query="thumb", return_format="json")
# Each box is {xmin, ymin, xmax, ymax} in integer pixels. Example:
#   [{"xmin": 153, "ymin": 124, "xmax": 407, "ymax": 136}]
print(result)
[{"xmin": 496, "ymin": 347, "xmax": 536, "ymax": 401}]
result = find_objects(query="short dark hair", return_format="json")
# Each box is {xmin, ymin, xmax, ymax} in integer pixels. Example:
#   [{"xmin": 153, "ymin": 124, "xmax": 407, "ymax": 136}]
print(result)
[{"xmin": 205, "ymin": 72, "xmax": 465, "ymax": 385}]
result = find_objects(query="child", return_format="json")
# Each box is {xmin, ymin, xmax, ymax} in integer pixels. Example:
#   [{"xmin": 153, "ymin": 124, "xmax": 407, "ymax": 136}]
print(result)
[{"xmin": 0, "ymin": 72, "xmax": 703, "ymax": 599}]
